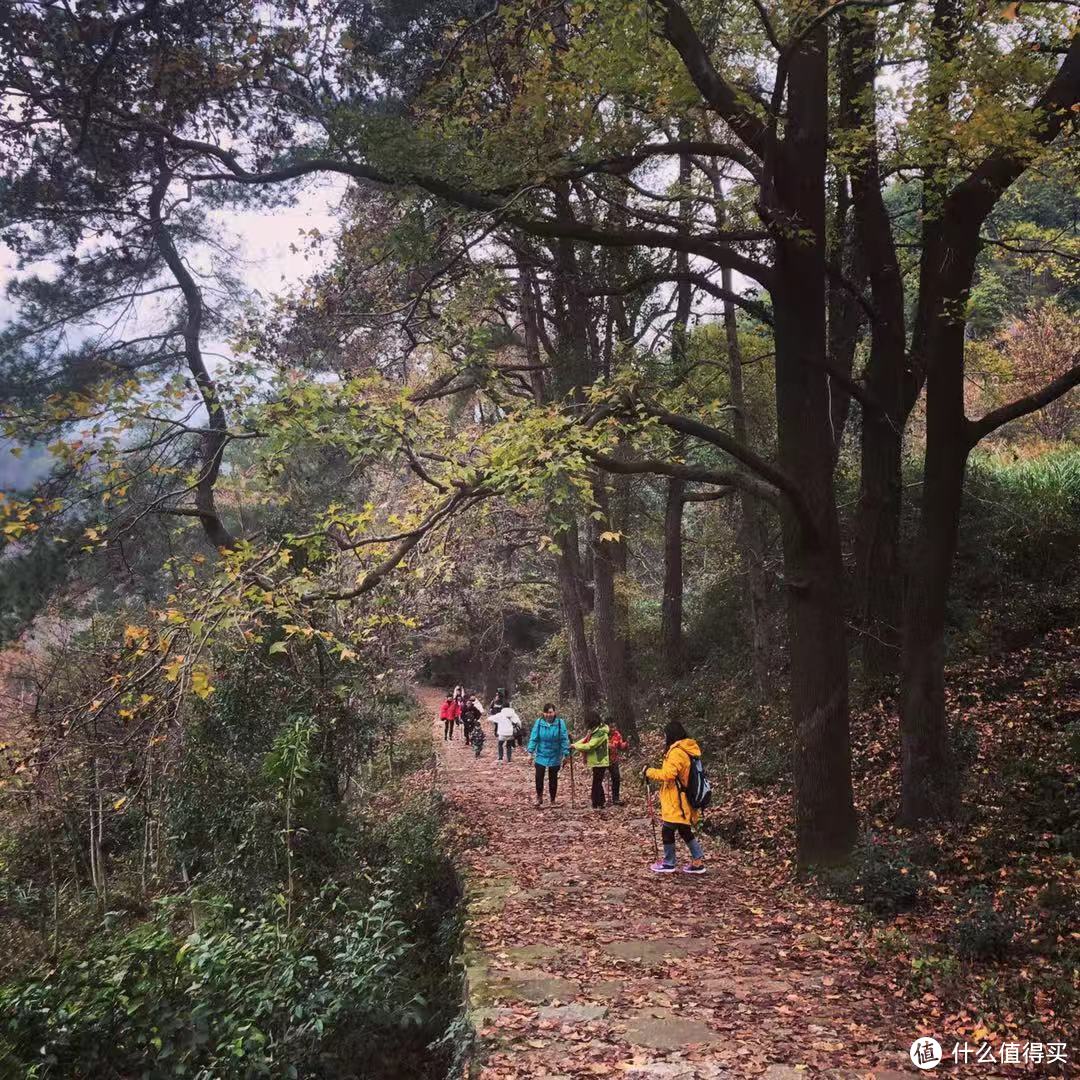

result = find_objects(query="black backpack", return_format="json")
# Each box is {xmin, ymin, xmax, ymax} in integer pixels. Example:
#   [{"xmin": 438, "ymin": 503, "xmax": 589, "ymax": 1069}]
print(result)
[{"xmin": 680, "ymin": 753, "xmax": 712, "ymax": 811}]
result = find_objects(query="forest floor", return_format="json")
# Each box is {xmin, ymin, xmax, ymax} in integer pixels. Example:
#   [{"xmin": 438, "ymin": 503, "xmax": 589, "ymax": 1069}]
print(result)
[{"xmin": 423, "ymin": 690, "xmax": 941, "ymax": 1080}]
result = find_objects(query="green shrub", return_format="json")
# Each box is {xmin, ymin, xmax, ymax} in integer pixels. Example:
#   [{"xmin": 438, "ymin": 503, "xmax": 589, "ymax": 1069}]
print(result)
[
  {"xmin": 0, "ymin": 659, "xmax": 463, "ymax": 1079},
  {"xmin": 815, "ymin": 833, "xmax": 923, "ymax": 917},
  {"xmin": 842, "ymin": 834, "xmax": 923, "ymax": 917},
  {"xmin": 951, "ymin": 890, "xmax": 1015, "ymax": 961},
  {"xmin": 0, "ymin": 885, "xmax": 429, "ymax": 1079},
  {"xmin": 908, "ymin": 952, "xmax": 961, "ymax": 994}
]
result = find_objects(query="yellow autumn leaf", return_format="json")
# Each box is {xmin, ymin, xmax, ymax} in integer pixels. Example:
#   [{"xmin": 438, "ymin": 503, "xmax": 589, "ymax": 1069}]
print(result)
[
  {"xmin": 191, "ymin": 668, "xmax": 214, "ymax": 700},
  {"xmin": 163, "ymin": 656, "xmax": 185, "ymax": 683}
]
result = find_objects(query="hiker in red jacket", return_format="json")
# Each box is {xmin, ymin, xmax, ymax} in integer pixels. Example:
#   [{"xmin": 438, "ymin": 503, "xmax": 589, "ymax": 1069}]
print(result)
[
  {"xmin": 607, "ymin": 719, "xmax": 629, "ymax": 806},
  {"xmin": 439, "ymin": 693, "xmax": 460, "ymax": 741}
]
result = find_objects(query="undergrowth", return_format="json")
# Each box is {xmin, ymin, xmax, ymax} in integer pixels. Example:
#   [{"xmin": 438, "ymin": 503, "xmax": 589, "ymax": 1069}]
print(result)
[{"xmin": 0, "ymin": 655, "xmax": 466, "ymax": 1080}]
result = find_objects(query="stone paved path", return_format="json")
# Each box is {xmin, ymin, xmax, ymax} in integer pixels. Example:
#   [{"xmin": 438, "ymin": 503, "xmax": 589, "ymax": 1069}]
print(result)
[{"xmin": 428, "ymin": 695, "xmax": 930, "ymax": 1079}]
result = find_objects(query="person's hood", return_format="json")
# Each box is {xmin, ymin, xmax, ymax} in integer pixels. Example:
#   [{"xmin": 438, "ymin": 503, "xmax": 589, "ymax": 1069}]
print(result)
[{"xmin": 671, "ymin": 738, "xmax": 701, "ymax": 757}]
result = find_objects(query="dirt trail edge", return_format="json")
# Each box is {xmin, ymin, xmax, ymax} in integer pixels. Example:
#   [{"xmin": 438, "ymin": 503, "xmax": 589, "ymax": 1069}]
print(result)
[{"xmin": 422, "ymin": 690, "xmax": 921, "ymax": 1079}]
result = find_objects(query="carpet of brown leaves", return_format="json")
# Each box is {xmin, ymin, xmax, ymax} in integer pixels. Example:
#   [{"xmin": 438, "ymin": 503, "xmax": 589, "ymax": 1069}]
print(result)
[{"xmin": 423, "ymin": 629, "xmax": 1077, "ymax": 1078}]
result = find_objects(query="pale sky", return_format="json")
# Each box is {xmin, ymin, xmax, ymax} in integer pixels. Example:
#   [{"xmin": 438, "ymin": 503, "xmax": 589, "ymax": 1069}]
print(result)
[{"xmin": 0, "ymin": 176, "xmax": 346, "ymax": 490}]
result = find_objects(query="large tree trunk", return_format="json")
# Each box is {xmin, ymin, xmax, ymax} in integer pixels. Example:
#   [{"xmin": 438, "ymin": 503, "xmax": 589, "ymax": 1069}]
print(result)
[
  {"xmin": 898, "ymin": 214, "xmax": 980, "ymax": 824},
  {"xmin": 857, "ymin": 382, "xmax": 904, "ymax": 680},
  {"xmin": 661, "ymin": 151, "xmax": 693, "ymax": 676},
  {"xmin": 825, "ymin": 173, "xmax": 863, "ymax": 460},
  {"xmin": 546, "ymin": 196, "xmax": 604, "ymax": 715},
  {"xmin": 661, "ymin": 478, "xmax": 686, "ymax": 675},
  {"xmin": 842, "ymin": 7, "xmax": 908, "ymax": 683},
  {"xmin": 771, "ymin": 24, "xmax": 857, "ymax": 868},
  {"xmin": 722, "ymin": 264, "xmax": 773, "ymax": 691},
  {"xmin": 592, "ymin": 486, "xmax": 638, "ymax": 740},
  {"xmin": 700, "ymin": 167, "xmax": 776, "ymax": 689},
  {"xmin": 899, "ymin": 428, "xmax": 966, "ymax": 824},
  {"xmin": 557, "ymin": 523, "xmax": 600, "ymax": 716}
]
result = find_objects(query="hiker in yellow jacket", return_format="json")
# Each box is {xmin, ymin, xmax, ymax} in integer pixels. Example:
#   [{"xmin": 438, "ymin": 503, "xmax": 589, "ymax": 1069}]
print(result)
[{"xmin": 643, "ymin": 720, "xmax": 706, "ymax": 875}]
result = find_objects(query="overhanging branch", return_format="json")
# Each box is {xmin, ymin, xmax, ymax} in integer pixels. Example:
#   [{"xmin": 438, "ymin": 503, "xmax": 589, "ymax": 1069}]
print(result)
[{"xmin": 967, "ymin": 356, "xmax": 1080, "ymax": 444}]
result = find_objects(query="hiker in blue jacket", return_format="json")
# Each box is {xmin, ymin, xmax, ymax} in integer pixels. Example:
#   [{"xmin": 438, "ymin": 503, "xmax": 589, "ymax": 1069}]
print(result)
[{"xmin": 527, "ymin": 702, "xmax": 571, "ymax": 807}]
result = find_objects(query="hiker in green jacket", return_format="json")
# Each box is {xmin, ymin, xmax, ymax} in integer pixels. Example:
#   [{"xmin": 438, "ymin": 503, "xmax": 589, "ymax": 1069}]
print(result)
[{"xmin": 572, "ymin": 715, "xmax": 610, "ymax": 809}]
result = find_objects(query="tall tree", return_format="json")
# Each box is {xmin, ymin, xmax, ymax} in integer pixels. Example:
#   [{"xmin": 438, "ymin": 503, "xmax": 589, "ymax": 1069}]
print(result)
[
  {"xmin": 661, "ymin": 151, "xmax": 694, "ymax": 677},
  {"xmin": 899, "ymin": 31, "xmax": 1080, "ymax": 822}
]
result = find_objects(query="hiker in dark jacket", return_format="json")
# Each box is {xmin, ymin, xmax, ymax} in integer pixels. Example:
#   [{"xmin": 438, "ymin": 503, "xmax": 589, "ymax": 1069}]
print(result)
[
  {"xmin": 644, "ymin": 720, "xmax": 705, "ymax": 875},
  {"xmin": 526, "ymin": 703, "xmax": 571, "ymax": 806},
  {"xmin": 469, "ymin": 722, "xmax": 485, "ymax": 758},
  {"xmin": 460, "ymin": 696, "xmax": 481, "ymax": 743}
]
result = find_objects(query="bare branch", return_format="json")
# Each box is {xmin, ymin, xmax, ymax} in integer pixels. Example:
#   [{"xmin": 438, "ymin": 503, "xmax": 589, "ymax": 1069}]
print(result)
[
  {"xmin": 147, "ymin": 147, "xmax": 235, "ymax": 550},
  {"xmin": 967, "ymin": 354, "xmax": 1080, "ymax": 444},
  {"xmin": 590, "ymin": 451, "xmax": 779, "ymax": 510}
]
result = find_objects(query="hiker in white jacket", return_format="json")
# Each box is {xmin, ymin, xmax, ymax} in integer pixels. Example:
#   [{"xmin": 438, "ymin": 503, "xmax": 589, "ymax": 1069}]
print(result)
[{"xmin": 494, "ymin": 705, "xmax": 520, "ymax": 763}]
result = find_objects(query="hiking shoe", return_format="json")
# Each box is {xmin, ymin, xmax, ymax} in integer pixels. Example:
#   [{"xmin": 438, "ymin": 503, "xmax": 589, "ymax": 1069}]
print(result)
[
  {"xmin": 682, "ymin": 862, "xmax": 707, "ymax": 875},
  {"xmin": 649, "ymin": 862, "xmax": 677, "ymax": 874}
]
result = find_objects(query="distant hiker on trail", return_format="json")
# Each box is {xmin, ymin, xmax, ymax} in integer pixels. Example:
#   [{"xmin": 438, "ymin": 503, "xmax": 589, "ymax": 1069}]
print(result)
[
  {"xmin": 527, "ymin": 703, "xmax": 570, "ymax": 807},
  {"xmin": 607, "ymin": 719, "xmax": 629, "ymax": 806},
  {"xmin": 494, "ymin": 703, "xmax": 521, "ymax": 762},
  {"xmin": 572, "ymin": 715, "xmax": 610, "ymax": 810},
  {"xmin": 470, "ymin": 720, "xmax": 485, "ymax": 758},
  {"xmin": 440, "ymin": 693, "xmax": 460, "ymax": 742},
  {"xmin": 461, "ymin": 695, "xmax": 481, "ymax": 743},
  {"xmin": 643, "ymin": 720, "xmax": 707, "ymax": 875}
]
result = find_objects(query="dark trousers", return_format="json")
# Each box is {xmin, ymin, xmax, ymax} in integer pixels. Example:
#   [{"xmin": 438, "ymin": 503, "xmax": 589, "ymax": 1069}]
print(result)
[
  {"xmin": 609, "ymin": 761, "xmax": 621, "ymax": 804},
  {"xmin": 443, "ymin": 718, "xmax": 455, "ymax": 740},
  {"xmin": 534, "ymin": 764, "xmax": 559, "ymax": 801},
  {"xmin": 661, "ymin": 821, "xmax": 703, "ymax": 863},
  {"xmin": 661, "ymin": 822, "xmax": 694, "ymax": 845},
  {"xmin": 590, "ymin": 766, "xmax": 606, "ymax": 808}
]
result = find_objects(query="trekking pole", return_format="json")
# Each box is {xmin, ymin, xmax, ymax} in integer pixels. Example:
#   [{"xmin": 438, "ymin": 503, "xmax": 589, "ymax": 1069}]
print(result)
[
  {"xmin": 569, "ymin": 752, "xmax": 577, "ymax": 809},
  {"xmin": 645, "ymin": 778, "xmax": 660, "ymax": 861}
]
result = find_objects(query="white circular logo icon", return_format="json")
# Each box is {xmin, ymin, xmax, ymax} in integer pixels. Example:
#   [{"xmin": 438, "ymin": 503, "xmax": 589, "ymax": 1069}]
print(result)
[{"xmin": 910, "ymin": 1037, "xmax": 943, "ymax": 1070}]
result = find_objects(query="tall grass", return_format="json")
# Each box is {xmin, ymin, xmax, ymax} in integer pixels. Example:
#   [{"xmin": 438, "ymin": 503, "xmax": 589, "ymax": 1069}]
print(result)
[
  {"xmin": 970, "ymin": 446, "xmax": 1080, "ymax": 509},
  {"xmin": 965, "ymin": 447, "xmax": 1080, "ymax": 573},
  {"xmin": 952, "ymin": 445, "xmax": 1080, "ymax": 650}
]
